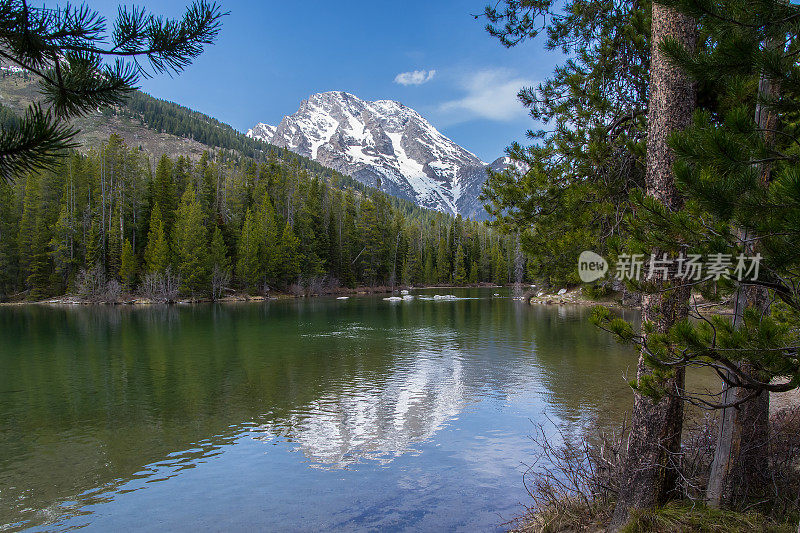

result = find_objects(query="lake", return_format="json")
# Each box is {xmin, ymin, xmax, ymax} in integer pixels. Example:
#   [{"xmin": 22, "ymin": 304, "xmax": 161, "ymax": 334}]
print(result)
[{"xmin": 1, "ymin": 288, "xmax": 647, "ymax": 532}]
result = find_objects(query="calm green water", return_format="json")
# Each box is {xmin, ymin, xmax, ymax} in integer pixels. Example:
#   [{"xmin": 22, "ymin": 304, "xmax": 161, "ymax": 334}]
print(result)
[{"xmin": 1, "ymin": 288, "xmax": 648, "ymax": 532}]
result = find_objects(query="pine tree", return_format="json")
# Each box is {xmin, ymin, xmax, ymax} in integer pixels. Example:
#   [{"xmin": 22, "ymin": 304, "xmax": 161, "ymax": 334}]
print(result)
[
  {"xmin": 408, "ymin": 240, "xmax": 423, "ymax": 284},
  {"xmin": 278, "ymin": 221, "xmax": 301, "ymax": 286},
  {"xmin": 198, "ymin": 151, "xmax": 216, "ymax": 214},
  {"xmin": 237, "ymin": 208, "xmax": 263, "ymax": 292},
  {"xmin": 107, "ymin": 203, "xmax": 122, "ymax": 280},
  {"xmin": 27, "ymin": 206, "xmax": 52, "ymax": 299},
  {"xmin": 481, "ymin": 0, "xmax": 650, "ymax": 286},
  {"xmin": 119, "ymin": 239, "xmax": 137, "ymax": 289},
  {"xmin": 340, "ymin": 191, "xmax": 358, "ymax": 287},
  {"xmin": 492, "ymin": 244, "xmax": 508, "ymax": 285},
  {"xmin": 172, "ymin": 186, "xmax": 209, "ymax": 297},
  {"xmin": 0, "ymin": 181, "xmax": 18, "ymax": 297},
  {"xmin": 50, "ymin": 201, "xmax": 77, "ymax": 289},
  {"xmin": 453, "ymin": 243, "xmax": 467, "ymax": 285},
  {"xmin": 257, "ymin": 193, "xmax": 278, "ymax": 284},
  {"xmin": 209, "ymin": 225, "xmax": 231, "ymax": 300},
  {"xmin": 144, "ymin": 204, "xmax": 170, "ymax": 274},
  {"xmin": 17, "ymin": 172, "xmax": 39, "ymax": 280},
  {"xmin": 84, "ymin": 215, "xmax": 103, "ymax": 269},
  {"xmin": 295, "ymin": 200, "xmax": 325, "ymax": 279},
  {"xmin": 0, "ymin": 131, "xmax": 505, "ymax": 301},
  {"xmin": 153, "ymin": 155, "xmax": 176, "ymax": 231},
  {"xmin": 295, "ymin": 179, "xmax": 328, "ymax": 278},
  {"xmin": 481, "ymin": 0, "xmax": 800, "ymax": 523},
  {"xmin": 174, "ymin": 157, "xmax": 192, "ymax": 200},
  {"xmin": 645, "ymin": 0, "xmax": 800, "ymax": 509},
  {"xmin": 436, "ymin": 234, "xmax": 450, "ymax": 284},
  {"xmin": 468, "ymin": 260, "xmax": 479, "ymax": 284},
  {"xmin": 609, "ymin": 4, "xmax": 697, "ymax": 526},
  {"xmin": 424, "ymin": 249, "xmax": 435, "ymax": 285},
  {"xmin": 358, "ymin": 198, "xmax": 381, "ymax": 284},
  {"xmin": 49, "ymin": 159, "xmax": 82, "ymax": 291}
]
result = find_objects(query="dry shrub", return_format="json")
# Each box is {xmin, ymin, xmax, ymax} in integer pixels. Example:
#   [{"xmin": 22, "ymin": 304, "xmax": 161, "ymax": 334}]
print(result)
[
  {"xmin": 289, "ymin": 283, "xmax": 305, "ymax": 297},
  {"xmin": 140, "ymin": 269, "xmax": 180, "ymax": 303},
  {"xmin": 769, "ymin": 407, "xmax": 800, "ymax": 520},
  {"xmin": 104, "ymin": 279, "xmax": 122, "ymax": 301},
  {"xmin": 508, "ymin": 418, "xmax": 625, "ymax": 533},
  {"xmin": 77, "ymin": 264, "xmax": 122, "ymax": 303},
  {"xmin": 678, "ymin": 415, "xmax": 718, "ymax": 501},
  {"xmin": 211, "ymin": 265, "xmax": 231, "ymax": 301},
  {"xmin": 509, "ymin": 408, "xmax": 800, "ymax": 532},
  {"xmin": 306, "ymin": 275, "xmax": 340, "ymax": 295},
  {"xmin": 288, "ymin": 276, "xmax": 342, "ymax": 297}
]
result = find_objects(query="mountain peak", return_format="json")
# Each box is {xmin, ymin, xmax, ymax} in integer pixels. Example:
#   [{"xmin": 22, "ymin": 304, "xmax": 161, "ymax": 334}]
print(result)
[
  {"xmin": 247, "ymin": 91, "xmax": 503, "ymax": 219},
  {"xmin": 310, "ymin": 90, "xmax": 359, "ymax": 101},
  {"xmin": 247, "ymin": 122, "xmax": 276, "ymax": 141}
]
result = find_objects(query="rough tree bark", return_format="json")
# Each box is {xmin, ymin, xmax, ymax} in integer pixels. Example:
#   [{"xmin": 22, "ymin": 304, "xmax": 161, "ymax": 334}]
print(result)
[
  {"xmin": 610, "ymin": 4, "xmax": 697, "ymax": 530},
  {"xmin": 706, "ymin": 44, "xmax": 780, "ymax": 508},
  {"xmin": 706, "ymin": 239, "xmax": 771, "ymax": 507},
  {"xmin": 706, "ymin": 361, "xmax": 770, "ymax": 506}
]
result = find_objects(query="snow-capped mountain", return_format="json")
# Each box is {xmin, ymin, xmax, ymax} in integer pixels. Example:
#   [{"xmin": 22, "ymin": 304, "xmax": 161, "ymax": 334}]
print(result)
[
  {"xmin": 248, "ymin": 122, "xmax": 276, "ymax": 141},
  {"xmin": 247, "ymin": 91, "xmax": 509, "ymax": 219}
]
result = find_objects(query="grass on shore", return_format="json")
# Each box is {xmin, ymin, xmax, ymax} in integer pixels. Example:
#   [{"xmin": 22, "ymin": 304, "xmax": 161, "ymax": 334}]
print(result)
[
  {"xmin": 510, "ymin": 500, "xmax": 796, "ymax": 533},
  {"xmin": 623, "ymin": 503, "xmax": 795, "ymax": 533}
]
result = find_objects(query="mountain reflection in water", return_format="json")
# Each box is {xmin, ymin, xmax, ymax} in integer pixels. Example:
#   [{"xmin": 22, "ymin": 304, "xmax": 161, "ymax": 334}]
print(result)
[{"xmin": 2, "ymin": 289, "xmax": 697, "ymax": 531}]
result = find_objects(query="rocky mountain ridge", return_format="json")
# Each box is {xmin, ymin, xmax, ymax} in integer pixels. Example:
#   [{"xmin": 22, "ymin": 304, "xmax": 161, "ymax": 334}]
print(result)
[{"xmin": 248, "ymin": 91, "xmax": 509, "ymax": 219}]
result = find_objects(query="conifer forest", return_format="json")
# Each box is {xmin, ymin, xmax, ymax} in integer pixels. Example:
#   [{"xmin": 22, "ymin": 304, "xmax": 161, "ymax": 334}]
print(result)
[{"xmin": 0, "ymin": 134, "xmax": 517, "ymax": 302}]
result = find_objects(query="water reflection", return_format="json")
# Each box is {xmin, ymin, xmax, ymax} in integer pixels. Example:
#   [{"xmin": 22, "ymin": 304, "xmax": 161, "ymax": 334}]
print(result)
[{"xmin": 1, "ymin": 291, "xmax": 653, "ymax": 531}]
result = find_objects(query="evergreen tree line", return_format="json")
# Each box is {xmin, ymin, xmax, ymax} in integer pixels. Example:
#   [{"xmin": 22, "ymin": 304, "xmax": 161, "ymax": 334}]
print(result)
[{"xmin": 0, "ymin": 134, "xmax": 518, "ymax": 301}]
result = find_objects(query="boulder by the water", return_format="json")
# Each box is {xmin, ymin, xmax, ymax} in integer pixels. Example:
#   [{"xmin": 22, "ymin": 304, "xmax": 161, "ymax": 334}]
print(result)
[
  {"xmin": 336, "ymin": 296, "xmax": 349, "ymax": 300},
  {"xmin": 557, "ymin": 288, "xmax": 567, "ymax": 295},
  {"xmin": 383, "ymin": 296, "xmax": 403, "ymax": 302}
]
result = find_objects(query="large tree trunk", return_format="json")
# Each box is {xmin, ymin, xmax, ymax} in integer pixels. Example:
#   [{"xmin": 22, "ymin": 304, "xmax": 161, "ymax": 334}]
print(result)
[
  {"xmin": 706, "ymin": 365, "xmax": 770, "ymax": 506},
  {"xmin": 610, "ymin": 4, "xmax": 696, "ymax": 530},
  {"xmin": 706, "ymin": 259, "xmax": 770, "ymax": 508},
  {"xmin": 706, "ymin": 50, "xmax": 780, "ymax": 508}
]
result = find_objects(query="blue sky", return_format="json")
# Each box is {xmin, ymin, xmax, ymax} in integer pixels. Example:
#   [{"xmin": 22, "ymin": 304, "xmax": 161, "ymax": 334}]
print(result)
[{"xmin": 85, "ymin": 0, "xmax": 560, "ymax": 161}]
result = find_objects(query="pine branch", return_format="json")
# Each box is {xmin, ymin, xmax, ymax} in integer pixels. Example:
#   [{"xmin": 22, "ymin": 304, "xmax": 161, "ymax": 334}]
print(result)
[
  {"xmin": 0, "ymin": 0, "xmax": 226, "ymax": 182},
  {"xmin": 0, "ymin": 103, "xmax": 78, "ymax": 182}
]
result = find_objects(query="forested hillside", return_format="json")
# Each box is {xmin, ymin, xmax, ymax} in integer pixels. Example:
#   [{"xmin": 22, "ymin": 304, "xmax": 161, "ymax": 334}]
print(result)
[
  {"xmin": 0, "ymin": 70, "xmax": 469, "ymax": 219},
  {"xmin": 0, "ymin": 70, "xmax": 517, "ymax": 301}
]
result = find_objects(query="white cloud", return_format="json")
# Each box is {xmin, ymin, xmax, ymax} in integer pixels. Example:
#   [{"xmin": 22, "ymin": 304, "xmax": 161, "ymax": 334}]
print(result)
[
  {"xmin": 394, "ymin": 69, "xmax": 437, "ymax": 86},
  {"xmin": 439, "ymin": 69, "xmax": 534, "ymax": 122}
]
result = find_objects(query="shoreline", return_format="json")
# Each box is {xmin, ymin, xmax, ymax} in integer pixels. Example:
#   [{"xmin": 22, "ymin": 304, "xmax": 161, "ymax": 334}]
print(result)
[
  {"xmin": 0, "ymin": 283, "xmax": 505, "ymax": 307},
  {"xmin": 0, "ymin": 284, "xmax": 736, "ymax": 317},
  {"xmin": 527, "ymin": 286, "xmax": 735, "ymax": 316}
]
